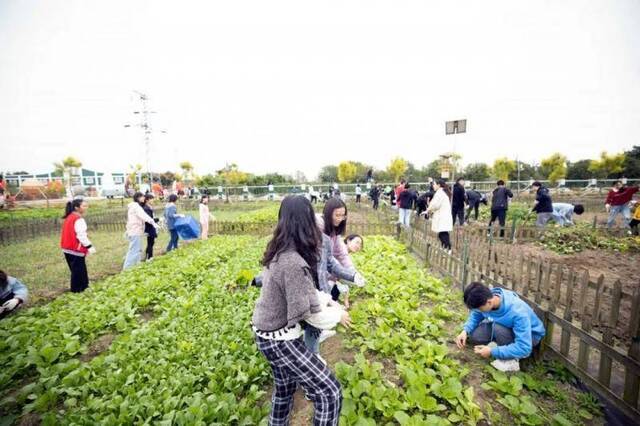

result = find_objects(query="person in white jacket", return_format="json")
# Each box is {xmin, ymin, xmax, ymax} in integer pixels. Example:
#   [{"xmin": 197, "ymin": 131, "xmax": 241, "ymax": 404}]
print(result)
[
  {"xmin": 199, "ymin": 195, "xmax": 216, "ymax": 240},
  {"xmin": 123, "ymin": 192, "xmax": 159, "ymax": 270},
  {"xmin": 427, "ymin": 179, "xmax": 454, "ymax": 252}
]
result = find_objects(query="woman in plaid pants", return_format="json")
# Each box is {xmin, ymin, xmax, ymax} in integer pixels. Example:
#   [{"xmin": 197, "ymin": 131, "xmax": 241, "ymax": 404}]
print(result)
[{"xmin": 252, "ymin": 196, "xmax": 349, "ymax": 425}]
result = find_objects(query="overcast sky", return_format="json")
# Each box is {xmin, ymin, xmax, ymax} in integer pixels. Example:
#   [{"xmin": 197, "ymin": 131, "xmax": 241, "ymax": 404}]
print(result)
[{"xmin": 1, "ymin": 0, "xmax": 639, "ymax": 180}]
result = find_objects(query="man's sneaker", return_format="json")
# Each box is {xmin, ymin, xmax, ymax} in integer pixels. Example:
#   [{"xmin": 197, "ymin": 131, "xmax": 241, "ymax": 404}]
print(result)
[
  {"xmin": 319, "ymin": 330, "xmax": 336, "ymax": 343},
  {"xmin": 491, "ymin": 359, "xmax": 520, "ymax": 372}
]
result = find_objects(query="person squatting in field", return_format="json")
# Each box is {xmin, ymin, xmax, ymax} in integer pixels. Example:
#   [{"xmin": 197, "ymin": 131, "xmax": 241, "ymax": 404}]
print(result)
[
  {"xmin": 60, "ymin": 199, "xmax": 95, "ymax": 292},
  {"xmin": 251, "ymin": 196, "xmax": 347, "ymax": 425},
  {"xmin": 551, "ymin": 202, "xmax": 584, "ymax": 226},
  {"xmin": 320, "ymin": 199, "xmax": 366, "ymax": 311},
  {"xmin": 330, "ymin": 234, "xmax": 364, "ymax": 310},
  {"xmin": 0, "ymin": 270, "xmax": 28, "ymax": 319},
  {"xmin": 455, "ymin": 282, "xmax": 546, "ymax": 372},
  {"xmin": 465, "ymin": 186, "xmax": 487, "ymax": 223}
]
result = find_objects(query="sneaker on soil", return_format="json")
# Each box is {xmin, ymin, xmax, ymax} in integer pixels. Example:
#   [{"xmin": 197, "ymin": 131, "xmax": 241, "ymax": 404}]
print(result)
[
  {"xmin": 491, "ymin": 359, "xmax": 520, "ymax": 372},
  {"xmin": 319, "ymin": 330, "xmax": 336, "ymax": 343}
]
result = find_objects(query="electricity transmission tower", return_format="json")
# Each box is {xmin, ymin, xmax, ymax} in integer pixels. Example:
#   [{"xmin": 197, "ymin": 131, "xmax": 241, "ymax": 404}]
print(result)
[{"xmin": 123, "ymin": 91, "xmax": 166, "ymax": 186}]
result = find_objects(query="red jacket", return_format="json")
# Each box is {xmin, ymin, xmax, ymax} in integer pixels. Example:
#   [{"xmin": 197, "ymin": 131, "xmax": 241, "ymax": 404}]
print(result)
[
  {"xmin": 60, "ymin": 213, "xmax": 89, "ymax": 256},
  {"xmin": 606, "ymin": 186, "xmax": 639, "ymax": 207}
]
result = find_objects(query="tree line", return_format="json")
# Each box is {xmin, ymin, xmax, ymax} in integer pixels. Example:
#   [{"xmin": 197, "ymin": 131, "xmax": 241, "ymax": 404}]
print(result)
[{"xmin": 318, "ymin": 147, "xmax": 639, "ymax": 184}]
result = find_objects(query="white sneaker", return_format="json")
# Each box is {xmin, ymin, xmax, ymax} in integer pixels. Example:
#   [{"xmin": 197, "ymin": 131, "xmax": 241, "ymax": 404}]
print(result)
[
  {"xmin": 491, "ymin": 359, "xmax": 520, "ymax": 372},
  {"xmin": 316, "ymin": 354, "xmax": 327, "ymax": 365},
  {"xmin": 319, "ymin": 330, "xmax": 336, "ymax": 343}
]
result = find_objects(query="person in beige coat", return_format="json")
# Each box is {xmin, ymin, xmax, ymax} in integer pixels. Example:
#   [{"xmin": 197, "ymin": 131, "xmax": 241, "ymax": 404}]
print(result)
[{"xmin": 427, "ymin": 178, "xmax": 453, "ymax": 252}]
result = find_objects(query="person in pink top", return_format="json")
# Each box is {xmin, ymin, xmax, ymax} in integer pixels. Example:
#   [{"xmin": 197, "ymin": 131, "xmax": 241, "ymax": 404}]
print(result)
[
  {"xmin": 199, "ymin": 195, "xmax": 216, "ymax": 240},
  {"xmin": 123, "ymin": 192, "xmax": 159, "ymax": 270}
]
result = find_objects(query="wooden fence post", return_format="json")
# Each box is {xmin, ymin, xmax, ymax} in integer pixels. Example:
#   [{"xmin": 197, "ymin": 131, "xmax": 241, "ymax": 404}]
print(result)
[
  {"xmin": 577, "ymin": 271, "xmax": 591, "ymax": 372},
  {"xmin": 623, "ymin": 286, "xmax": 640, "ymax": 408},
  {"xmin": 599, "ymin": 280, "xmax": 622, "ymax": 387}
]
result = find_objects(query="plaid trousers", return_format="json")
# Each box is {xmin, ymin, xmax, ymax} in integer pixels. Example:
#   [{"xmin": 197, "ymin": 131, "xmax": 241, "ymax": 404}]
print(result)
[{"xmin": 255, "ymin": 335, "xmax": 342, "ymax": 426}]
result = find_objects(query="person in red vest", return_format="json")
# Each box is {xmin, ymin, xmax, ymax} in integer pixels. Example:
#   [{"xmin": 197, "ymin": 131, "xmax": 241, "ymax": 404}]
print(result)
[
  {"xmin": 605, "ymin": 180, "xmax": 639, "ymax": 229},
  {"xmin": 60, "ymin": 199, "xmax": 95, "ymax": 292}
]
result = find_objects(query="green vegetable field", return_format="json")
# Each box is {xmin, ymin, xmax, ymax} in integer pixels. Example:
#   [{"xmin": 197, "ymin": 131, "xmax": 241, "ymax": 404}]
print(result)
[{"xmin": 0, "ymin": 235, "xmax": 603, "ymax": 425}]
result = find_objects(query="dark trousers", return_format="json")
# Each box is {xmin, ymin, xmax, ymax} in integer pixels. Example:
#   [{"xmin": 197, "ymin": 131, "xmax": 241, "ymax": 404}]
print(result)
[
  {"xmin": 64, "ymin": 253, "xmax": 89, "ymax": 293},
  {"xmin": 469, "ymin": 320, "xmax": 541, "ymax": 359},
  {"xmin": 372, "ymin": 198, "xmax": 379, "ymax": 210},
  {"xmin": 355, "ymin": 194, "xmax": 361, "ymax": 203},
  {"xmin": 311, "ymin": 196, "xmax": 317, "ymax": 204},
  {"xmin": 452, "ymin": 206, "xmax": 465, "ymax": 226},
  {"xmin": 489, "ymin": 209, "xmax": 507, "ymax": 237},
  {"xmin": 167, "ymin": 229, "xmax": 179, "ymax": 252},
  {"xmin": 146, "ymin": 236, "xmax": 156, "ymax": 260},
  {"xmin": 438, "ymin": 232, "xmax": 451, "ymax": 250},
  {"xmin": 631, "ymin": 219, "xmax": 640, "ymax": 235},
  {"xmin": 466, "ymin": 202, "xmax": 480, "ymax": 221}
]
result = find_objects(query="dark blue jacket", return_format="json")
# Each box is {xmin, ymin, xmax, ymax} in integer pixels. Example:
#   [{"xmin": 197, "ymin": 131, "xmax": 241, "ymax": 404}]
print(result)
[
  {"xmin": 142, "ymin": 204, "xmax": 157, "ymax": 237},
  {"xmin": 452, "ymin": 184, "xmax": 467, "ymax": 209},
  {"xmin": 533, "ymin": 187, "xmax": 553, "ymax": 213}
]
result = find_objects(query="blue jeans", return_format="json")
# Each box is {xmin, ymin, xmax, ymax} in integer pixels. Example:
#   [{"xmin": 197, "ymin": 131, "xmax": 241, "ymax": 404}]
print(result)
[
  {"xmin": 607, "ymin": 204, "xmax": 631, "ymax": 228},
  {"xmin": 304, "ymin": 326, "xmax": 321, "ymax": 354},
  {"xmin": 123, "ymin": 235, "xmax": 142, "ymax": 270},
  {"xmin": 166, "ymin": 229, "xmax": 179, "ymax": 252},
  {"xmin": 398, "ymin": 208, "xmax": 411, "ymax": 227}
]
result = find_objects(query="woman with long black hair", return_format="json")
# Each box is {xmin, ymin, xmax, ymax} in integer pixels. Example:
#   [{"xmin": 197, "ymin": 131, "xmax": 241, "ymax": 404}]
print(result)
[
  {"xmin": 252, "ymin": 196, "xmax": 345, "ymax": 425},
  {"xmin": 60, "ymin": 199, "xmax": 95, "ymax": 292},
  {"xmin": 427, "ymin": 179, "xmax": 453, "ymax": 253}
]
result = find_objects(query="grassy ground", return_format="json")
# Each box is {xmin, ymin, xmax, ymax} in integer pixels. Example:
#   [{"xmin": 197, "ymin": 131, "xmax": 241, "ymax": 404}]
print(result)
[
  {"xmin": 0, "ymin": 202, "xmax": 276, "ymax": 307},
  {"xmin": 0, "ymin": 230, "xmax": 171, "ymax": 306}
]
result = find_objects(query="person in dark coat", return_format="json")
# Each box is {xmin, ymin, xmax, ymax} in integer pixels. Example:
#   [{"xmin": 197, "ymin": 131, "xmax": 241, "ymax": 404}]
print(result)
[
  {"xmin": 531, "ymin": 181, "xmax": 553, "ymax": 227},
  {"xmin": 416, "ymin": 192, "xmax": 429, "ymax": 218},
  {"xmin": 142, "ymin": 194, "xmax": 160, "ymax": 260},
  {"xmin": 488, "ymin": 180, "xmax": 513, "ymax": 237},
  {"xmin": 451, "ymin": 178, "xmax": 467, "ymax": 226},
  {"xmin": 369, "ymin": 185, "xmax": 381, "ymax": 210},
  {"xmin": 465, "ymin": 187, "xmax": 487, "ymax": 222},
  {"xmin": 397, "ymin": 183, "xmax": 418, "ymax": 227}
]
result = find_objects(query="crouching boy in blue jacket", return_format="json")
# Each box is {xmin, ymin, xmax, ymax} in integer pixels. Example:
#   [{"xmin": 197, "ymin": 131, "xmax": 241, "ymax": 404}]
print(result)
[{"xmin": 455, "ymin": 282, "xmax": 545, "ymax": 371}]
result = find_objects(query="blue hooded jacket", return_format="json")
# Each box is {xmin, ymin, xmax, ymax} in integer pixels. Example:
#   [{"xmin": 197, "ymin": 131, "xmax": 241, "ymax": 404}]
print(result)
[{"xmin": 463, "ymin": 288, "xmax": 545, "ymax": 360}]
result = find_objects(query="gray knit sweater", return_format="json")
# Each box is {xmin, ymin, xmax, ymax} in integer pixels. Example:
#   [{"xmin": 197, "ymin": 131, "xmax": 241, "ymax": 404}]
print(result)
[{"xmin": 252, "ymin": 250, "xmax": 321, "ymax": 333}]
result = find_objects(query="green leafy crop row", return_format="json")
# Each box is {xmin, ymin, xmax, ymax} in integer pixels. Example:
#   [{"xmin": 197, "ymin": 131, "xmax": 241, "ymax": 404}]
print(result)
[
  {"xmin": 337, "ymin": 237, "xmax": 482, "ymax": 425},
  {"xmin": 0, "ymin": 236, "xmax": 270, "ymax": 424},
  {"xmin": 235, "ymin": 205, "xmax": 280, "ymax": 224}
]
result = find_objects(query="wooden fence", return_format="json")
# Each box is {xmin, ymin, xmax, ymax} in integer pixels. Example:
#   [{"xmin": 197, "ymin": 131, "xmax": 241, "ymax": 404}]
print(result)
[{"xmin": 400, "ymin": 223, "xmax": 640, "ymax": 423}]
